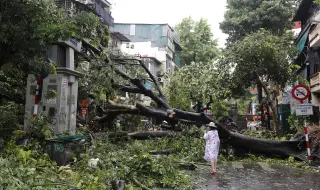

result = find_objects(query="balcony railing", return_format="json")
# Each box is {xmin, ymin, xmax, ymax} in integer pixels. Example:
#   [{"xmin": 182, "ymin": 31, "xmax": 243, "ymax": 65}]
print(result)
[{"xmin": 94, "ymin": 2, "xmax": 114, "ymax": 26}]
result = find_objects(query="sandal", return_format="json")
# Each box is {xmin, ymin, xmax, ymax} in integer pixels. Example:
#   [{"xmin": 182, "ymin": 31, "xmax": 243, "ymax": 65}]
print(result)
[{"xmin": 210, "ymin": 171, "xmax": 216, "ymax": 176}]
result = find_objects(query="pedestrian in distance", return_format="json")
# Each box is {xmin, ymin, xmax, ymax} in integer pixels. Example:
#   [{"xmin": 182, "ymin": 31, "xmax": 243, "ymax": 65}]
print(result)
[{"xmin": 203, "ymin": 122, "xmax": 220, "ymax": 176}]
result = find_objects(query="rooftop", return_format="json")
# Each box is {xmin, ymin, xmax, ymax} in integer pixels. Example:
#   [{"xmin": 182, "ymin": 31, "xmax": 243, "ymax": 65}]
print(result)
[
  {"xmin": 112, "ymin": 32, "xmax": 130, "ymax": 42},
  {"xmin": 113, "ymin": 23, "xmax": 176, "ymax": 32}
]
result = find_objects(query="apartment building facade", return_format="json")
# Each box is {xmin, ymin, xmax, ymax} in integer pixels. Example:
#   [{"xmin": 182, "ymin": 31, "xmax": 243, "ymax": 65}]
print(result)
[
  {"xmin": 293, "ymin": 0, "xmax": 320, "ymax": 123},
  {"xmin": 110, "ymin": 23, "xmax": 182, "ymax": 77}
]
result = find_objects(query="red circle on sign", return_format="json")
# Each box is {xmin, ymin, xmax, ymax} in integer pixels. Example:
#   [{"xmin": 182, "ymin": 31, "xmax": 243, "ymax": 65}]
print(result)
[{"xmin": 291, "ymin": 84, "xmax": 310, "ymax": 101}]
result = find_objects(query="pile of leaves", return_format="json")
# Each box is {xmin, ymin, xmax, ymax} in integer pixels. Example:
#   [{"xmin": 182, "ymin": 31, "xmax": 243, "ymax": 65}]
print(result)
[
  {"xmin": 0, "ymin": 126, "xmax": 209, "ymax": 189},
  {"xmin": 242, "ymin": 130, "xmax": 294, "ymax": 141}
]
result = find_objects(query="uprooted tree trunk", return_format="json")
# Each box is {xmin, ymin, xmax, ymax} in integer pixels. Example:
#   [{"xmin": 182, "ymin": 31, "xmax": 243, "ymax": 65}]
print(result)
[{"xmin": 94, "ymin": 58, "xmax": 311, "ymax": 161}]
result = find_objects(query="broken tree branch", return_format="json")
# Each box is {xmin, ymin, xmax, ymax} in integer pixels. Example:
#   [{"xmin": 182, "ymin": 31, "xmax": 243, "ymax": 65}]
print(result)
[
  {"xmin": 137, "ymin": 59, "xmax": 165, "ymax": 98},
  {"xmin": 112, "ymin": 83, "xmax": 143, "ymax": 94},
  {"xmin": 114, "ymin": 68, "xmax": 171, "ymax": 109}
]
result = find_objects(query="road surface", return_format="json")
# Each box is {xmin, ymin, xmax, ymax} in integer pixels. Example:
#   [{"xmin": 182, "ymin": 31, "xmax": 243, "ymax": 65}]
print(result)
[{"xmin": 190, "ymin": 162, "xmax": 320, "ymax": 190}]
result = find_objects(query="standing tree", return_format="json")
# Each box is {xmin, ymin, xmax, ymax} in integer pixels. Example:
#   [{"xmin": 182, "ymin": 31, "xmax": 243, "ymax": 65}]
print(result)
[
  {"xmin": 225, "ymin": 29, "xmax": 297, "ymax": 134},
  {"xmin": 175, "ymin": 17, "xmax": 220, "ymax": 66},
  {"xmin": 0, "ymin": 0, "xmax": 106, "ymax": 135},
  {"xmin": 0, "ymin": 0, "xmax": 102, "ymax": 104},
  {"xmin": 165, "ymin": 61, "xmax": 231, "ymax": 119},
  {"xmin": 220, "ymin": 0, "xmax": 297, "ymax": 45},
  {"xmin": 220, "ymin": 0, "xmax": 298, "ymax": 129}
]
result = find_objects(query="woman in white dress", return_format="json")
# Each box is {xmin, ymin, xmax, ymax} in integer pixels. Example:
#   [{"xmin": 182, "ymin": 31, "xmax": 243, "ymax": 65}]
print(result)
[{"xmin": 204, "ymin": 122, "xmax": 220, "ymax": 175}]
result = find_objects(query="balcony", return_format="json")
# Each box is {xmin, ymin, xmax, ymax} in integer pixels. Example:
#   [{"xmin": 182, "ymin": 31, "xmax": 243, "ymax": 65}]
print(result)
[
  {"xmin": 94, "ymin": 2, "xmax": 114, "ymax": 26},
  {"xmin": 309, "ymin": 24, "xmax": 320, "ymax": 48}
]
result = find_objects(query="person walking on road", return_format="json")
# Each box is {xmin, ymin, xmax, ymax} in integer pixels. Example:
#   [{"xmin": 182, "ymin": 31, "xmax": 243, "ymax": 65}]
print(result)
[{"xmin": 204, "ymin": 122, "xmax": 220, "ymax": 176}]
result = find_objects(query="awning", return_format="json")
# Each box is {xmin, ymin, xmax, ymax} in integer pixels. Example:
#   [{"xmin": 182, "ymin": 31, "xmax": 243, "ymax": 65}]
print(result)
[
  {"xmin": 112, "ymin": 32, "xmax": 130, "ymax": 42},
  {"xmin": 296, "ymin": 23, "xmax": 311, "ymax": 53}
]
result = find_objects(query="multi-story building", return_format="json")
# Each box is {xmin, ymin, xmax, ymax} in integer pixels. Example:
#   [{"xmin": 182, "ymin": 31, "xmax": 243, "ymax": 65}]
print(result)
[
  {"xmin": 110, "ymin": 23, "xmax": 182, "ymax": 76},
  {"xmin": 293, "ymin": 0, "xmax": 320, "ymax": 123},
  {"xmin": 54, "ymin": 0, "xmax": 114, "ymax": 26}
]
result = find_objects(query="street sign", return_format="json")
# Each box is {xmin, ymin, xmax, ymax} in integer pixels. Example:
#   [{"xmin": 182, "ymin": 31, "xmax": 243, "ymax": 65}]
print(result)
[
  {"xmin": 291, "ymin": 84, "xmax": 310, "ymax": 103},
  {"xmin": 295, "ymin": 103, "xmax": 313, "ymax": 116}
]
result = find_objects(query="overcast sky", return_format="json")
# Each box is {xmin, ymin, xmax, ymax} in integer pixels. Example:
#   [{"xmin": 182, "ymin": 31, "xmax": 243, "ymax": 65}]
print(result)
[{"xmin": 111, "ymin": 0, "xmax": 228, "ymax": 47}]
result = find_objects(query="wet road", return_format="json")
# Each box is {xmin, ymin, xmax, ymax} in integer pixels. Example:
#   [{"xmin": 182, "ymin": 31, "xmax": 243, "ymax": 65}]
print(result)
[{"xmin": 190, "ymin": 162, "xmax": 320, "ymax": 190}]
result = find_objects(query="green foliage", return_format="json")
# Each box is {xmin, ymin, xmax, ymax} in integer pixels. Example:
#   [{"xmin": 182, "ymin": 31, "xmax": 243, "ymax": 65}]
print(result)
[
  {"xmin": 1, "ymin": 129, "xmax": 208, "ymax": 189},
  {"xmin": 0, "ymin": 102, "xmax": 24, "ymax": 139},
  {"xmin": 175, "ymin": 17, "xmax": 220, "ymax": 66},
  {"xmin": 118, "ymin": 115, "xmax": 143, "ymax": 132},
  {"xmin": 226, "ymin": 29, "xmax": 297, "ymax": 90},
  {"xmin": 0, "ymin": 0, "xmax": 109, "ymax": 137},
  {"xmin": 26, "ymin": 115, "xmax": 54, "ymax": 139},
  {"xmin": 242, "ymin": 130, "xmax": 294, "ymax": 140},
  {"xmin": 220, "ymin": 0, "xmax": 297, "ymax": 44},
  {"xmin": 165, "ymin": 61, "xmax": 232, "ymax": 115},
  {"xmin": 45, "ymin": 88, "xmax": 58, "ymax": 100},
  {"xmin": 0, "ymin": 0, "xmax": 103, "ymax": 105},
  {"xmin": 288, "ymin": 113, "xmax": 309, "ymax": 131},
  {"xmin": 237, "ymin": 96, "xmax": 255, "ymax": 114}
]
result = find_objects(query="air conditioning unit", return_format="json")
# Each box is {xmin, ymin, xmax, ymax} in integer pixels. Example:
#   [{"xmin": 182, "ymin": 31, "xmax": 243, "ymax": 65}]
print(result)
[
  {"xmin": 309, "ymin": 24, "xmax": 320, "ymax": 48},
  {"xmin": 158, "ymin": 77, "xmax": 164, "ymax": 83}
]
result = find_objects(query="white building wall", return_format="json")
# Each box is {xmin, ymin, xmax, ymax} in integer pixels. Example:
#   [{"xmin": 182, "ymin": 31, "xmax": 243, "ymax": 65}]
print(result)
[{"xmin": 120, "ymin": 41, "xmax": 170, "ymax": 73}]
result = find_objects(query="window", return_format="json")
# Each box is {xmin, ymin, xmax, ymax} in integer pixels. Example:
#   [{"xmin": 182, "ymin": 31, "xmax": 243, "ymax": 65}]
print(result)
[
  {"xmin": 167, "ymin": 39, "xmax": 174, "ymax": 51},
  {"xmin": 146, "ymin": 60, "xmax": 156, "ymax": 76},
  {"xmin": 130, "ymin": 24, "xmax": 135, "ymax": 36},
  {"xmin": 314, "ymin": 64, "xmax": 319, "ymax": 74},
  {"xmin": 150, "ymin": 62, "xmax": 156, "ymax": 76}
]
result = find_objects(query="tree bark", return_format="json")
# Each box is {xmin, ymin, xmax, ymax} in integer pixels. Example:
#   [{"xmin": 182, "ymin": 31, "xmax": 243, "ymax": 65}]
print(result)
[
  {"xmin": 255, "ymin": 73, "xmax": 280, "ymax": 134},
  {"xmin": 128, "ymin": 131, "xmax": 178, "ymax": 140},
  {"xmin": 98, "ymin": 101, "xmax": 307, "ymax": 160},
  {"xmin": 225, "ymin": 130, "xmax": 305, "ymax": 160}
]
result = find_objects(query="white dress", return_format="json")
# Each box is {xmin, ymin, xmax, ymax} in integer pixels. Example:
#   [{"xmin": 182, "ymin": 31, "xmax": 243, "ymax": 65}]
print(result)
[{"xmin": 204, "ymin": 130, "xmax": 220, "ymax": 162}]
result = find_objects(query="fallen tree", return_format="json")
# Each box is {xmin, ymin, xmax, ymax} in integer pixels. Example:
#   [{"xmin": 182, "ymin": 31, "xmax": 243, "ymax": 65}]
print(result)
[{"xmin": 90, "ymin": 57, "xmax": 313, "ymax": 161}]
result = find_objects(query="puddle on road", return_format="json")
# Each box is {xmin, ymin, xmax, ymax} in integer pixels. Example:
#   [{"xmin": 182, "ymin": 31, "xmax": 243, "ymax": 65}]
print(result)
[{"xmin": 191, "ymin": 163, "xmax": 320, "ymax": 190}]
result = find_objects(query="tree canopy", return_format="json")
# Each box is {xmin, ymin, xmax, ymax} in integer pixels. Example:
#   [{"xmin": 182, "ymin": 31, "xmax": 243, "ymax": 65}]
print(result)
[
  {"xmin": 175, "ymin": 17, "xmax": 220, "ymax": 66},
  {"xmin": 165, "ymin": 61, "xmax": 231, "ymax": 118},
  {"xmin": 226, "ymin": 29, "xmax": 297, "ymax": 89},
  {"xmin": 220, "ymin": 0, "xmax": 297, "ymax": 45},
  {"xmin": 225, "ymin": 29, "xmax": 297, "ymax": 133},
  {"xmin": 0, "ymin": 0, "xmax": 102, "ymax": 103}
]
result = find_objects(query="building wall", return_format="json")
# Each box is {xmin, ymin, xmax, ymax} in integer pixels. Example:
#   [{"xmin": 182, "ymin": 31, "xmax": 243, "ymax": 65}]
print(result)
[
  {"xmin": 111, "ymin": 23, "xmax": 181, "ymax": 70},
  {"xmin": 112, "ymin": 24, "xmax": 167, "ymax": 47},
  {"xmin": 120, "ymin": 41, "xmax": 168, "ymax": 73}
]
